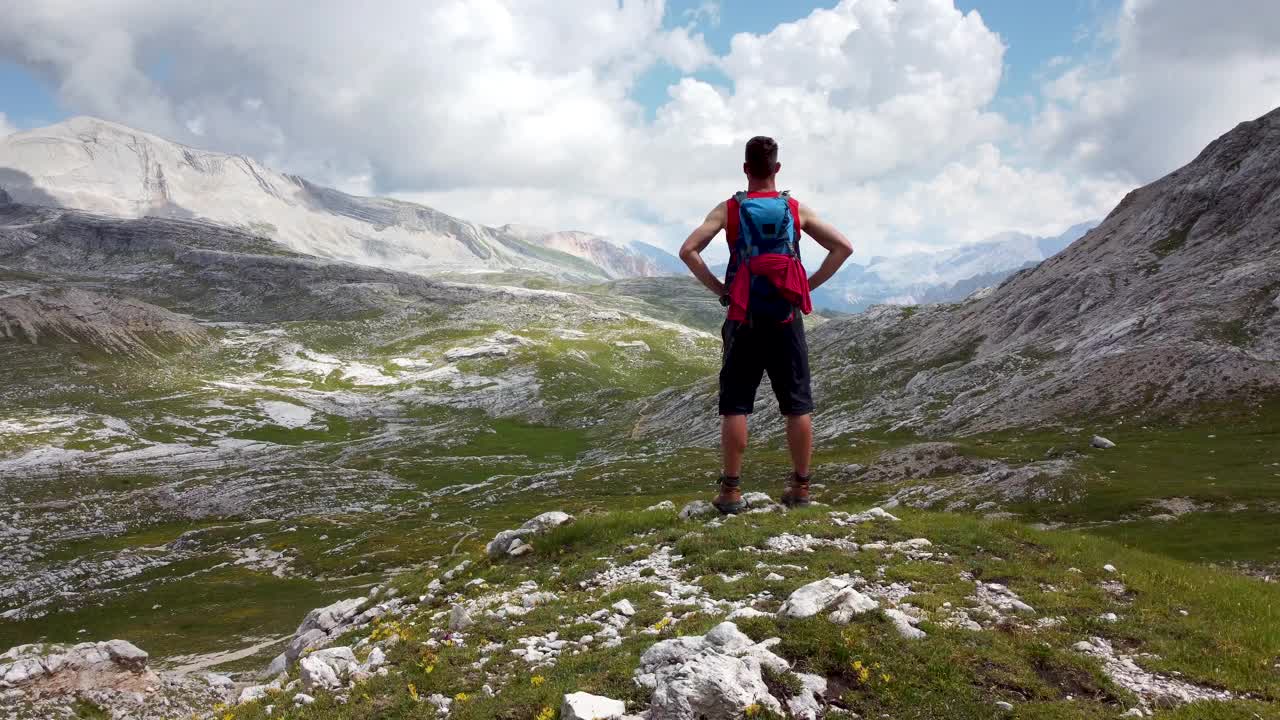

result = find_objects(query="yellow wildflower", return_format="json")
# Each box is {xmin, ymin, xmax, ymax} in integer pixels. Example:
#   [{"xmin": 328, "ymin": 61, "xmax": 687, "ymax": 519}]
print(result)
[
  {"xmin": 455, "ymin": 692, "xmax": 470, "ymax": 702},
  {"xmin": 531, "ymin": 674, "xmax": 546, "ymax": 687},
  {"xmin": 535, "ymin": 707, "xmax": 555, "ymax": 720},
  {"xmin": 744, "ymin": 704, "xmax": 762, "ymax": 717},
  {"xmin": 408, "ymin": 682, "xmax": 420, "ymax": 702}
]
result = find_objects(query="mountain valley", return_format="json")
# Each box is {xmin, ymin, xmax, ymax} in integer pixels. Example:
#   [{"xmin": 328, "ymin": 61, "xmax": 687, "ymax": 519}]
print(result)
[{"xmin": 1, "ymin": 109, "xmax": 1279, "ymax": 720}]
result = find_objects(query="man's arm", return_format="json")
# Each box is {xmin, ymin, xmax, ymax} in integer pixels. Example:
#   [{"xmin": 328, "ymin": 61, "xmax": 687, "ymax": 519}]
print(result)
[
  {"xmin": 798, "ymin": 203, "xmax": 853, "ymax": 290},
  {"xmin": 679, "ymin": 202, "xmax": 728, "ymax": 296}
]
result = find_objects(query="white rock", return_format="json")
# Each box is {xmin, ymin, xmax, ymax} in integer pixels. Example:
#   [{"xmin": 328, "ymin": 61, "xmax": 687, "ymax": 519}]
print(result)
[
  {"xmin": 785, "ymin": 672, "xmax": 828, "ymax": 720},
  {"xmin": 364, "ymin": 647, "xmax": 387, "ymax": 670},
  {"xmin": 296, "ymin": 598, "xmax": 368, "ymax": 635},
  {"xmin": 679, "ymin": 500, "xmax": 715, "ymax": 519},
  {"xmin": 646, "ymin": 500, "xmax": 676, "ymax": 511},
  {"xmin": 299, "ymin": 647, "xmax": 358, "ymax": 691},
  {"xmin": 995, "ymin": 700, "xmax": 1014, "ymax": 711},
  {"xmin": 522, "ymin": 511, "xmax": 573, "ymax": 533},
  {"xmin": 561, "ymin": 691, "xmax": 627, "ymax": 720},
  {"xmin": 612, "ymin": 599, "xmax": 636, "ymax": 617},
  {"xmin": 764, "ymin": 573, "xmax": 785, "ymax": 582},
  {"xmin": 884, "ymin": 608, "xmax": 926, "ymax": 639},
  {"xmin": 778, "ymin": 576, "xmax": 854, "ymax": 619},
  {"xmin": 294, "ymin": 693, "xmax": 315, "ymax": 705},
  {"xmin": 742, "ymin": 492, "xmax": 773, "ymax": 508},
  {"xmin": 636, "ymin": 622, "xmax": 786, "ymax": 720},
  {"xmin": 1091, "ymin": 436, "xmax": 1116, "ymax": 449},
  {"xmin": 827, "ymin": 589, "xmax": 880, "ymax": 624},
  {"xmin": 239, "ymin": 684, "xmax": 275, "ymax": 704},
  {"xmin": 1104, "ymin": 564, "xmax": 1118, "ymax": 573},
  {"xmin": 449, "ymin": 604, "xmax": 473, "ymax": 631}
]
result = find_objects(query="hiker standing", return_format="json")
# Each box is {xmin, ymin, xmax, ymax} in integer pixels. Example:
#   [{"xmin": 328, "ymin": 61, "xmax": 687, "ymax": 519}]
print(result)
[{"xmin": 678, "ymin": 136, "xmax": 853, "ymax": 514}]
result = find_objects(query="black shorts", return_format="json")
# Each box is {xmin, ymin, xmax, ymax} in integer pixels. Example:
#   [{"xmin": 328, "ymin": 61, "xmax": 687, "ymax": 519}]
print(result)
[{"xmin": 718, "ymin": 316, "xmax": 814, "ymax": 416}]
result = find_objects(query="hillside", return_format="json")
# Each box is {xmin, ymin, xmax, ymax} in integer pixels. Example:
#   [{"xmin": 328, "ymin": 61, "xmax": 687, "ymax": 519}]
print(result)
[
  {"xmin": 0, "ymin": 117, "xmax": 670, "ymax": 281},
  {"xmin": 2, "ymin": 107, "xmax": 1279, "ymax": 720},
  {"xmin": 633, "ymin": 107, "xmax": 1280, "ymax": 441}
]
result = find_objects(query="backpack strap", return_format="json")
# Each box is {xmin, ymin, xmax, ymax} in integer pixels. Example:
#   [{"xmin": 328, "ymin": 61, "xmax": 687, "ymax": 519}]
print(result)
[{"xmin": 785, "ymin": 193, "xmax": 801, "ymax": 260}]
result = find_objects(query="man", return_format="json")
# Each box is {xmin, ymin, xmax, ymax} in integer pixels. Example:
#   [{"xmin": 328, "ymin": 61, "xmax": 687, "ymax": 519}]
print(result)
[{"xmin": 678, "ymin": 136, "xmax": 853, "ymax": 513}]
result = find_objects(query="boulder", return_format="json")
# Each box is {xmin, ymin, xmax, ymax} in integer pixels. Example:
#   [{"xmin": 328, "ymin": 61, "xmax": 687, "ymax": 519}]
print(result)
[
  {"xmin": 778, "ymin": 576, "xmax": 855, "ymax": 619},
  {"xmin": 299, "ymin": 647, "xmax": 358, "ymax": 691},
  {"xmin": 486, "ymin": 511, "xmax": 574, "ymax": 557},
  {"xmin": 449, "ymin": 604, "xmax": 474, "ymax": 631},
  {"xmin": 562, "ymin": 691, "xmax": 627, "ymax": 720},
  {"xmin": 827, "ymin": 589, "xmax": 880, "ymax": 624},
  {"xmin": 296, "ymin": 598, "xmax": 368, "ymax": 636},
  {"xmin": 635, "ymin": 622, "xmax": 786, "ymax": 720}
]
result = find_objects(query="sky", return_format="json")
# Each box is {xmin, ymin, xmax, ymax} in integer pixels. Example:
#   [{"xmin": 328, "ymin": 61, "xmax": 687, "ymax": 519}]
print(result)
[{"xmin": 1, "ymin": 0, "xmax": 1279, "ymax": 262}]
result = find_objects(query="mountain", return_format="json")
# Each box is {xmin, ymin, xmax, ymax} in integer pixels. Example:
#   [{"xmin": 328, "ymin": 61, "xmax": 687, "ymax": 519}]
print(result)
[
  {"xmin": 811, "ymin": 222, "xmax": 1097, "ymax": 312},
  {"xmin": 634, "ymin": 106, "xmax": 1280, "ymax": 442},
  {"xmin": 629, "ymin": 240, "xmax": 689, "ymax": 275},
  {"xmin": 0, "ymin": 117, "xmax": 661, "ymax": 281}
]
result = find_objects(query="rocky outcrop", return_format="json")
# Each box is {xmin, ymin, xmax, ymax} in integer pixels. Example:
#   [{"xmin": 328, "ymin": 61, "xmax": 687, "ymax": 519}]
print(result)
[
  {"xmin": 0, "ymin": 639, "xmax": 230, "ymax": 719},
  {"xmin": 485, "ymin": 511, "xmax": 573, "ymax": 557},
  {"xmin": 0, "ymin": 286, "xmax": 208, "ymax": 357},
  {"xmin": 0, "ymin": 640, "xmax": 153, "ymax": 694}
]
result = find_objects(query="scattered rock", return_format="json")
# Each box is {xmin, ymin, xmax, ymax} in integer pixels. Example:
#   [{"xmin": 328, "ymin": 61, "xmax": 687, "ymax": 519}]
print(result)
[
  {"xmin": 646, "ymin": 500, "xmax": 676, "ymax": 512},
  {"xmin": 1073, "ymin": 637, "xmax": 1231, "ymax": 710},
  {"xmin": 1091, "ymin": 436, "xmax": 1116, "ymax": 449}
]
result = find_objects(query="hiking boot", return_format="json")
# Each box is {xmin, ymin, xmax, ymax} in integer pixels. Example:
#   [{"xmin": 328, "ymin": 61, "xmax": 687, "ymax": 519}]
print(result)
[
  {"xmin": 713, "ymin": 475, "xmax": 746, "ymax": 515},
  {"xmin": 780, "ymin": 472, "xmax": 812, "ymax": 508}
]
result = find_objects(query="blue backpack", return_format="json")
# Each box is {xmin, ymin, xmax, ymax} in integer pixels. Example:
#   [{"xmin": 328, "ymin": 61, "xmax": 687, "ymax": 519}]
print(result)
[{"xmin": 725, "ymin": 190, "xmax": 801, "ymax": 323}]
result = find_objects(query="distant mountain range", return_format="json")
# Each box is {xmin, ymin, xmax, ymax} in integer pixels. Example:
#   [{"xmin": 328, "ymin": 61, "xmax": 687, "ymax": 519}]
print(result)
[
  {"xmin": 0, "ymin": 117, "xmax": 670, "ymax": 281},
  {"xmin": 810, "ymin": 223, "xmax": 1097, "ymax": 312}
]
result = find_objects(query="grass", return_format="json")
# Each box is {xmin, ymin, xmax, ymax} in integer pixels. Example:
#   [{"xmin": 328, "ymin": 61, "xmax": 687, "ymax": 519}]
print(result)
[{"xmin": 216, "ymin": 501, "xmax": 1280, "ymax": 720}]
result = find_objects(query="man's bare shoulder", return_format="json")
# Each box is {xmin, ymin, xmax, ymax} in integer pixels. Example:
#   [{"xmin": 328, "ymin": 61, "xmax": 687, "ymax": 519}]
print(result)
[{"xmin": 705, "ymin": 201, "xmax": 728, "ymax": 225}]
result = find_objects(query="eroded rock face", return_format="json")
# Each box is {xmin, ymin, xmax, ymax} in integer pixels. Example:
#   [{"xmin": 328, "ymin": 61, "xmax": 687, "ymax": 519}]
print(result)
[
  {"xmin": 0, "ymin": 287, "xmax": 208, "ymax": 357},
  {"xmin": 635, "ymin": 622, "xmax": 787, "ymax": 720}
]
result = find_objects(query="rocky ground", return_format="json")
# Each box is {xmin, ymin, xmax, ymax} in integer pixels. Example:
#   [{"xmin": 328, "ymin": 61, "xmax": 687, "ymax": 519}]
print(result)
[{"xmin": 5, "ymin": 500, "xmax": 1275, "ymax": 719}]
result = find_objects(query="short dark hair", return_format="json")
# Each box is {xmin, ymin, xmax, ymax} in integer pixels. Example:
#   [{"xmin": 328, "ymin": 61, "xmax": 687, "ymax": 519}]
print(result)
[{"xmin": 745, "ymin": 136, "xmax": 778, "ymax": 178}]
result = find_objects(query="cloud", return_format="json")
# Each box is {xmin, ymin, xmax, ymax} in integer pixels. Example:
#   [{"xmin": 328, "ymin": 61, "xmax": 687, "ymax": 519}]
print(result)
[
  {"xmin": 0, "ymin": 0, "xmax": 1265, "ymax": 262},
  {"xmin": 1029, "ymin": 0, "xmax": 1280, "ymax": 182},
  {"xmin": 0, "ymin": 112, "xmax": 14, "ymax": 138}
]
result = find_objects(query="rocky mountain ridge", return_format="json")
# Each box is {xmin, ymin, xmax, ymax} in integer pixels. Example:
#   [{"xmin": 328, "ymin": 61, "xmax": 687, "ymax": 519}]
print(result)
[{"xmin": 0, "ymin": 117, "xmax": 668, "ymax": 282}]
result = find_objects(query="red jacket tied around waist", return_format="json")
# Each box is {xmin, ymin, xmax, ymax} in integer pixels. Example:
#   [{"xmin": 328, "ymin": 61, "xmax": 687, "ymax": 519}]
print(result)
[{"xmin": 726, "ymin": 254, "xmax": 812, "ymax": 322}]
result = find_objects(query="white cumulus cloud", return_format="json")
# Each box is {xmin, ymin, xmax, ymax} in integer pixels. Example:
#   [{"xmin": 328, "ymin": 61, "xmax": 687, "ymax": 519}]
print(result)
[
  {"xmin": 1030, "ymin": 0, "xmax": 1280, "ymax": 183},
  {"xmin": 0, "ymin": 0, "xmax": 1273, "ymax": 261}
]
